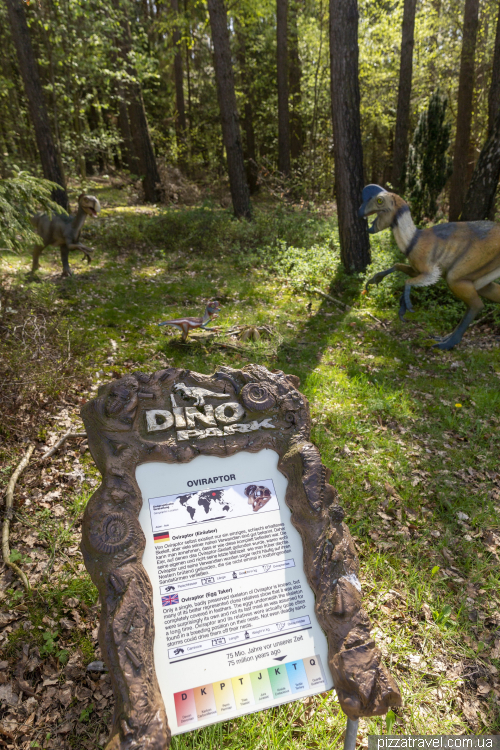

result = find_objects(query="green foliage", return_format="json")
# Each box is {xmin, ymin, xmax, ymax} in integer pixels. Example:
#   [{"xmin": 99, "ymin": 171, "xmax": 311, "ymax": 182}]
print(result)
[
  {"xmin": 0, "ymin": 170, "xmax": 64, "ymax": 252},
  {"xmin": 40, "ymin": 629, "xmax": 69, "ymax": 663},
  {"xmin": 385, "ymin": 709, "xmax": 396, "ymax": 734},
  {"xmin": 79, "ymin": 703, "xmax": 95, "ymax": 723},
  {"xmin": 273, "ymin": 238, "xmax": 339, "ymax": 290},
  {"xmin": 406, "ymin": 91, "xmax": 452, "ymax": 223}
]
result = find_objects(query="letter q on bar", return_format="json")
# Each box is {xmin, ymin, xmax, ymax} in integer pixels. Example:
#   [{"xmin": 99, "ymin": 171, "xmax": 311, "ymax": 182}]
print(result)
[
  {"xmin": 146, "ymin": 410, "xmax": 175, "ymax": 432},
  {"xmin": 214, "ymin": 402, "xmax": 245, "ymax": 424}
]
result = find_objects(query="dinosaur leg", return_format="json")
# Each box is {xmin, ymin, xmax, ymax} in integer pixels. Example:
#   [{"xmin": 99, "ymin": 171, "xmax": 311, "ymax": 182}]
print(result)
[
  {"xmin": 432, "ymin": 280, "xmax": 483, "ymax": 350},
  {"xmin": 31, "ymin": 244, "xmax": 44, "ymax": 273},
  {"xmin": 365, "ymin": 264, "xmax": 416, "ymax": 291},
  {"xmin": 398, "ymin": 284, "xmax": 414, "ymax": 320},
  {"xmin": 477, "ymin": 281, "xmax": 500, "ymax": 303},
  {"xmin": 399, "ymin": 269, "xmax": 440, "ymax": 321},
  {"xmin": 60, "ymin": 245, "xmax": 72, "ymax": 277},
  {"xmin": 68, "ymin": 243, "xmax": 93, "ymax": 264},
  {"xmin": 365, "ymin": 267, "xmax": 395, "ymax": 290}
]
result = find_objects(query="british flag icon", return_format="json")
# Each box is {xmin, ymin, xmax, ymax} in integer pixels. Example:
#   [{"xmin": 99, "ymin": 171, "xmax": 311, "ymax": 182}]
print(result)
[{"xmin": 162, "ymin": 594, "xmax": 179, "ymax": 607}]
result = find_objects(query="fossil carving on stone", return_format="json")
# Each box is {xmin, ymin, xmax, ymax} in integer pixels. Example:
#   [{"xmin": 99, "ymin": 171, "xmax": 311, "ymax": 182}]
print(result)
[{"xmin": 80, "ymin": 364, "xmax": 401, "ymax": 750}]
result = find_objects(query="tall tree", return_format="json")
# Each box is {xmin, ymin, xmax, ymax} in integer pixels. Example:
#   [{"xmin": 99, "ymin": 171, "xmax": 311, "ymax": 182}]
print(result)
[
  {"xmin": 289, "ymin": 0, "xmax": 303, "ymax": 161},
  {"xmin": 171, "ymin": 0, "xmax": 188, "ymax": 168},
  {"xmin": 113, "ymin": 0, "xmax": 161, "ymax": 203},
  {"xmin": 448, "ymin": 0, "xmax": 480, "ymax": 221},
  {"xmin": 235, "ymin": 22, "xmax": 259, "ymax": 194},
  {"xmin": 329, "ymin": 0, "xmax": 370, "ymax": 272},
  {"xmin": 206, "ymin": 0, "xmax": 251, "ymax": 218},
  {"xmin": 488, "ymin": 0, "xmax": 500, "ymax": 137},
  {"xmin": 391, "ymin": 0, "xmax": 417, "ymax": 193},
  {"xmin": 461, "ymin": 7, "xmax": 500, "ymax": 223},
  {"xmin": 277, "ymin": 0, "xmax": 291, "ymax": 175},
  {"xmin": 4, "ymin": 0, "xmax": 68, "ymax": 210},
  {"xmin": 460, "ymin": 109, "xmax": 500, "ymax": 219}
]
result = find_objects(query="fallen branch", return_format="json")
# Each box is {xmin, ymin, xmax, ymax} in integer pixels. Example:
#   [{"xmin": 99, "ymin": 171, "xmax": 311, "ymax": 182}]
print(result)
[
  {"xmin": 471, "ymin": 310, "xmax": 495, "ymax": 328},
  {"xmin": 2, "ymin": 443, "xmax": 35, "ymax": 592},
  {"xmin": 306, "ymin": 285, "xmax": 351, "ymax": 311},
  {"xmin": 358, "ymin": 310, "xmax": 387, "ymax": 328},
  {"xmin": 40, "ymin": 431, "xmax": 87, "ymax": 461},
  {"xmin": 306, "ymin": 285, "xmax": 386, "ymax": 327}
]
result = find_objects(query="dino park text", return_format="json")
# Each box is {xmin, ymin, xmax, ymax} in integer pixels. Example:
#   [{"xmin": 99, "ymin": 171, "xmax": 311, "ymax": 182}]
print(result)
[{"xmin": 145, "ymin": 401, "xmax": 276, "ymax": 442}]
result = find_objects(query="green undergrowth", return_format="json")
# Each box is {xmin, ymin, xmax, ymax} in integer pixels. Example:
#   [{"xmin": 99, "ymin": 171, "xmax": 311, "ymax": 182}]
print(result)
[{"xmin": 1, "ymin": 199, "xmax": 500, "ymax": 747}]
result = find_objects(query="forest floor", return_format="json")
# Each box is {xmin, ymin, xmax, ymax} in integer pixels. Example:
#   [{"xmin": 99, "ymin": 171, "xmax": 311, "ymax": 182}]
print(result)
[{"xmin": 1, "ymin": 182, "xmax": 500, "ymax": 749}]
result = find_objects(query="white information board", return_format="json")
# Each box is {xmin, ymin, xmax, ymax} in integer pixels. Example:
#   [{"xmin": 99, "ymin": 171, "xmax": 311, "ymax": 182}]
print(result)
[{"xmin": 136, "ymin": 449, "xmax": 333, "ymax": 735}]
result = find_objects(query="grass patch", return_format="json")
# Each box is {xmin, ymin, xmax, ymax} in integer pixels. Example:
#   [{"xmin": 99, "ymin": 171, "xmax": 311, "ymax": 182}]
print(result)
[{"xmin": 1, "ymin": 199, "xmax": 499, "ymax": 748}]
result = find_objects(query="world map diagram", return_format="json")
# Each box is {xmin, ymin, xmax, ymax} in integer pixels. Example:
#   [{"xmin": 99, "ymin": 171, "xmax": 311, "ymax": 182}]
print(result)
[{"xmin": 176, "ymin": 488, "xmax": 233, "ymax": 523}]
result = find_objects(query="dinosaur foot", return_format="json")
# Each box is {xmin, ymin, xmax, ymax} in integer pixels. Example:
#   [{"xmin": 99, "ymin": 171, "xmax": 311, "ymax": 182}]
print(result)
[
  {"xmin": 398, "ymin": 291, "xmax": 414, "ymax": 321},
  {"xmin": 431, "ymin": 330, "xmax": 463, "ymax": 350}
]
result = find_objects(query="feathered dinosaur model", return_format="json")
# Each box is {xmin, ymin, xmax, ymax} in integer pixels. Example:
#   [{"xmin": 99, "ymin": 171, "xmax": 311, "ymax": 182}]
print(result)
[
  {"xmin": 30, "ymin": 194, "xmax": 101, "ymax": 278},
  {"xmin": 158, "ymin": 300, "xmax": 221, "ymax": 342},
  {"xmin": 359, "ymin": 184, "xmax": 500, "ymax": 350}
]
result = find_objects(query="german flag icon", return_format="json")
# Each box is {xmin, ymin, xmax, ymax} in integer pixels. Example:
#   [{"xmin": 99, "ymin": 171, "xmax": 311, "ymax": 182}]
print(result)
[{"xmin": 154, "ymin": 531, "xmax": 170, "ymax": 544}]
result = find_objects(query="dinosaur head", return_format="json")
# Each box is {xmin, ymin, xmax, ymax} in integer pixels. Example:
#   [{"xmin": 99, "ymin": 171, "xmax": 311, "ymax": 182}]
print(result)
[
  {"xmin": 358, "ymin": 184, "xmax": 406, "ymax": 234},
  {"xmin": 206, "ymin": 300, "xmax": 221, "ymax": 317},
  {"xmin": 78, "ymin": 194, "xmax": 101, "ymax": 218}
]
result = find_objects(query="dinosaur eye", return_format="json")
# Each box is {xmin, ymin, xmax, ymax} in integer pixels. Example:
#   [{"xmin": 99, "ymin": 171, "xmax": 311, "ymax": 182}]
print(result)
[{"xmin": 376, "ymin": 197, "xmax": 383, "ymax": 204}]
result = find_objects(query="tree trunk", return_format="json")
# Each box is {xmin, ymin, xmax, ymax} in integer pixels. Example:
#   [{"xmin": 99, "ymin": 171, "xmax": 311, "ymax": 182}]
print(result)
[
  {"xmin": 289, "ymin": 0, "xmax": 303, "ymax": 161},
  {"xmin": 235, "ymin": 23, "xmax": 259, "ymax": 194},
  {"xmin": 391, "ymin": 0, "xmax": 417, "ymax": 193},
  {"xmin": 206, "ymin": 0, "xmax": 251, "ymax": 218},
  {"xmin": 329, "ymin": 0, "xmax": 371, "ymax": 272},
  {"xmin": 5, "ymin": 0, "xmax": 68, "ymax": 210},
  {"xmin": 488, "ymin": 0, "xmax": 500, "ymax": 137},
  {"xmin": 448, "ymin": 0, "xmax": 480, "ymax": 221},
  {"xmin": 117, "ymin": 93, "xmax": 139, "ymax": 174},
  {"xmin": 461, "ymin": 110, "xmax": 500, "ymax": 220},
  {"xmin": 171, "ymin": 0, "xmax": 187, "ymax": 168},
  {"xmin": 113, "ymin": 0, "xmax": 161, "ymax": 203},
  {"xmin": 277, "ymin": 0, "xmax": 291, "ymax": 176}
]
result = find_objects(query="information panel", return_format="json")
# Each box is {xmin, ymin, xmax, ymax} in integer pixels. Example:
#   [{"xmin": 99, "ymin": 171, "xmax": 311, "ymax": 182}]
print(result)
[{"xmin": 136, "ymin": 448, "xmax": 333, "ymax": 735}]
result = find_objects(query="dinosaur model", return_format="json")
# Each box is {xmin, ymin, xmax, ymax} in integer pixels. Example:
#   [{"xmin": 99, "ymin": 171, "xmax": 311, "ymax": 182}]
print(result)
[
  {"xmin": 30, "ymin": 194, "xmax": 101, "ymax": 277},
  {"xmin": 359, "ymin": 184, "xmax": 500, "ymax": 350},
  {"xmin": 158, "ymin": 300, "xmax": 221, "ymax": 342},
  {"xmin": 173, "ymin": 382, "xmax": 230, "ymax": 407}
]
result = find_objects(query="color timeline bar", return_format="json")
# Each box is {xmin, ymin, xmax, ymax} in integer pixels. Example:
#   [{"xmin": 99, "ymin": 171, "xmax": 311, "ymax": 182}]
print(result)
[{"xmin": 174, "ymin": 655, "xmax": 327, "ymax": 727}]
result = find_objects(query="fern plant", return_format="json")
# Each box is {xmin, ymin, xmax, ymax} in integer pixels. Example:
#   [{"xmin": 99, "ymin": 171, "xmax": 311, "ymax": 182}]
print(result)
[{"xmin": 0, "ymin": 170, "xmax": 65, "ymax": 252}]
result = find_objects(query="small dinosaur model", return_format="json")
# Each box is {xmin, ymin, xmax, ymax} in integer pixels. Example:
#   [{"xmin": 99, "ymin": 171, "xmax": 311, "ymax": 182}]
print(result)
[
  {"xmin": 158, "ymin": 300, "xmax": 221, "ymax": 342},
  {"xmin": 173, "ymin": 382, "xmax": 230, "ymax": 407},
  {"xmin": 30, "ymin": 194, "xmax": 101, "ymax": 277},
  {"xmin": 359, "ymin": 184, "xmax": 500, "ymax": 350}
]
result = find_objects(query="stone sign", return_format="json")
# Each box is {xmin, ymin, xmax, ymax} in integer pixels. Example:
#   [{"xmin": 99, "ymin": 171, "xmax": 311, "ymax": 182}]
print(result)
[{"xmin": 80, "ymin": 364, "xmax": 401, "ymax": 748}]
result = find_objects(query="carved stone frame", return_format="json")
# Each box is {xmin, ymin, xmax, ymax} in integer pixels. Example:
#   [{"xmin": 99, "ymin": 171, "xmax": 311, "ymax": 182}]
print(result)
[{"xmin": 81, "ymin": 364, "xmax": 401, "ymax": 749}]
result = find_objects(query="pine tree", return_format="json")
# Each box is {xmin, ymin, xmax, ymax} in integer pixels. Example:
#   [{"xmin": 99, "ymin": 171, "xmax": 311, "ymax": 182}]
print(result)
[{"xmin": 406, "ymin": 91, "xmax": 452, "ymax": 224}]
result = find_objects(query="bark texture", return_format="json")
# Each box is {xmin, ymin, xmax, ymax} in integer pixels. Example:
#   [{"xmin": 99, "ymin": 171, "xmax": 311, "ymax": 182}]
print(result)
[
  {"xmin": 171, "ymin": 0, "xmax": 187, "ymax": 166},
  {"xmin": 5, "ymin": 0, "xmax": 68, "ymax": 210},
  {"xmin": 329, "ymin": 0, "xmax": 371, "ymax": 272},
  {"xmin": 113, "ymin": 0, "xmax": 161, "ymax": 203},
  {"xmin": 235, "ymin": 24, "xmax": 259, "ymax": 194},
  {"xmin": 277, "ymin": 0, "xmax": 291, "ymax": 175},
  {"xmin": 289, "ymin": 0, "xmax": 303, "ymax": 161},
  {"xmin": 207, "ymin": 0, "xmax": 251, "ymax": 218},
  {"xmin": 461, "ymin": 109, "xmax": 500, "ymax": 219},
  {"xmin": 391, "ymin": 0, "xmax": 417, "ymax": 192},
  {"xmin": 117, "ymin": 92, "xmax": 140, "ymax": 174},
  {"xmin": 488, "ymin": 0, "xmax": 500, "ymax": 137},
  {"xmin": 449, "ymin": 0, "xmax": 480, "ymax": 221}
]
